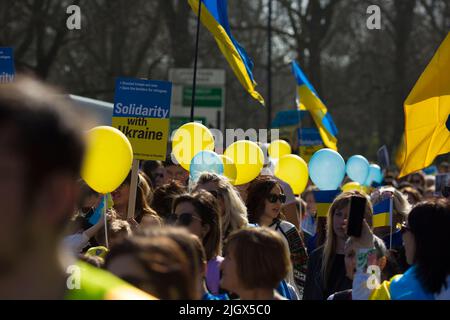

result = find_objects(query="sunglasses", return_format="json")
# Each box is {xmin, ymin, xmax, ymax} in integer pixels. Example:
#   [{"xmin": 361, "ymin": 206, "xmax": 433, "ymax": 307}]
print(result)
[
  {"xmin": 167, "ymin": 213, "xmax": 202, "ymax": 226},
  {"xmin": 267, "ymin": 193, "xmax": 286, "ymax": 204}
]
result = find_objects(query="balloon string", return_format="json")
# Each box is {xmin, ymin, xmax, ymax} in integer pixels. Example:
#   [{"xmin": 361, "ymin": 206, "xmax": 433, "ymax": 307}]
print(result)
[{"xmin": 104, "ymin": 195, "xmax": 109, "ymax": 249}]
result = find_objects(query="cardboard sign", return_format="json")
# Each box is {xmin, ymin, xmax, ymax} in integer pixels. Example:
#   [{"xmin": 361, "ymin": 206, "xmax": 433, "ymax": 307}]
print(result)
[{"xmin": 112, "ymin": 78, "xmax": 172, "ymax": 161}]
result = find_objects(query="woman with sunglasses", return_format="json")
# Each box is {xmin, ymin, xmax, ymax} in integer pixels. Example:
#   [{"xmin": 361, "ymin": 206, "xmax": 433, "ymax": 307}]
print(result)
[
  {"xmin": 246, "ymin": 176, "xmax": 308, "ymax": 299},
  {"xmin": 351, "ymin": 199, "xmax": 450, "ymax": 300},
  {"xmin": 170, "ymin": 190, "xmax": 223, "ymax": 295}
]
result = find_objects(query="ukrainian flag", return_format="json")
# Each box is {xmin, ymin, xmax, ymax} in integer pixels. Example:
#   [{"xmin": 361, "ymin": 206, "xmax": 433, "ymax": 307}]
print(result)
[
  {"xmin": 313, "ymin": 190, "xmax": 341, "ymax": 218},
  {"xmin": 291, "ymin": 61, "xmax": 338, "ymax": 150},
  {"xmin": 373, "ymin": 199, "xmax": 391, "ymax": 228},
  {"xmin": 188, "ymin": 0, "xmax": 265, "ymax": 105},
  {"xmin": 399, "ymin": 33, "xmax": 450, "ymax": 177}
]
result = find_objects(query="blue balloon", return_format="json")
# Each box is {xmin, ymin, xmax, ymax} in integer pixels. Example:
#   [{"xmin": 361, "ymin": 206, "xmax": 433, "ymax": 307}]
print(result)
[
  {"xmin": 346, "ymin": 155, "xmax": 370, "ymax": 185},
  {"xmin": 189, "ymin": 150, "xmax": 224, "ymax": 183},
  {"xmin": 364, "ymin": 164, "xmax": 383, "ymax": 187},
  {"xmin": 308, "ymin": 148, "xmax": 346, "ymax": 190}
]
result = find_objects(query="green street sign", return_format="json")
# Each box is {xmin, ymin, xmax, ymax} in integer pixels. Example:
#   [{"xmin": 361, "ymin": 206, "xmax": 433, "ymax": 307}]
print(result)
[{"xmin": 182, "ymin": 86, "xmax": 223, "ymax": 108}]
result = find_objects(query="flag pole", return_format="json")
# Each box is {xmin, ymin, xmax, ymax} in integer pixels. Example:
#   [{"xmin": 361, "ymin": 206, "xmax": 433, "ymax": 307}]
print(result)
[
  {"xmin": 389, "ymin": 197, "xmax": 393, "ymax": 250},
  {"xmin": 191, "ymin": 0, "xmax": 203, "ymax": 122},
  {"xmin": 267, "ymin": 0, "xmax": 273, "ymax": 129}
]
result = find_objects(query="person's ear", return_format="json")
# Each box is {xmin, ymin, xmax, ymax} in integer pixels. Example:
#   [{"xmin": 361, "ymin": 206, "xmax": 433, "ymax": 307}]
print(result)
[{"xmin": 378, "ymin": 256, "xmax": 387, "ymax": 271}]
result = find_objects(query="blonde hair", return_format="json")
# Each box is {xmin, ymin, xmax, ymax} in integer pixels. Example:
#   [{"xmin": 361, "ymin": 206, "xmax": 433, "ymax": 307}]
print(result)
[
  {"xmin": 321, "ymin": 191, "xmax": 373, "ymax": 287},
  {"xmin": 194, "ymin": 172, "xmax": 248, "ymax": 239}
]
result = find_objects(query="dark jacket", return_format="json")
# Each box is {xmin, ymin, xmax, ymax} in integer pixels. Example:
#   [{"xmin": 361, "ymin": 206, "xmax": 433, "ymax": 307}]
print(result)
[{"xmin": 303, "ymin": 246, "xmax": 352, "ymax": 300}]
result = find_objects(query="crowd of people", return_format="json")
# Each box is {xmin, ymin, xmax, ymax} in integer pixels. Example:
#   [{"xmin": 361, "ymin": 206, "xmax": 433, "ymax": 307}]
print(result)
[{"xmin": 1, "ymin": 77, "xmax": 449, "ymax": 300}]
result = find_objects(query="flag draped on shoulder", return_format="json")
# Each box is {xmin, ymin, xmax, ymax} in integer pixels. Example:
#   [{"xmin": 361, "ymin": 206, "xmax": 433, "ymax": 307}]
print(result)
[
  {"xmin": 399, "ymin": 33, "xmax": 450, "ymax": 177},
  {"xmin": 291, "ymin": 61, "xmax": 338, "ymax": 150},
  {"xmin": 372, "ymin": 198, "xmax": 391, "ymax": 228},
  {"xmin": 188, "ymin": 0, "xmax": 265, "ymax": 105}
]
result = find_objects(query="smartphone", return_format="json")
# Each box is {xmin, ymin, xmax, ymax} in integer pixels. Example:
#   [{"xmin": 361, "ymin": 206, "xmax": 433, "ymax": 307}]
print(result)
[{"xmin": 347, "ymin": 196, "xmax": 367, "ymax": 237}]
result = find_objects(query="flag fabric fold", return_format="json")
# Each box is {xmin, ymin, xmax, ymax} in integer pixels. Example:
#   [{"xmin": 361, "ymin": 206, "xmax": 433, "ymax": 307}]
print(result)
[
  {"xmin": 188, "ymin": 0, "xmax": 265, "ymax": 105},
  {"xmin": 399, "ymin": 32, "xmax": 450, "ymax": 177},
  {"xmin": 291, "ymin": 61, "xmax": 338, "ymax": 151}
]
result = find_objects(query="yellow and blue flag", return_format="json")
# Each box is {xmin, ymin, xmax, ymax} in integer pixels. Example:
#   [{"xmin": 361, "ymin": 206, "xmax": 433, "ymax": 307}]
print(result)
[
  {"xmin": 313, "ymin": 190, "xmax": 341, "ymax": 217},
  {"xmin": 373, "ymin": 198, "xmax": 391, "ymax": 228},
  {"xmin": 399, "ymin": 32, "xmax": 450, "ymax": 177},
  {"xmin": 291, "ymin": 61, "xmax": 338, "ymax": 150},
  {"xmin": 188, "ymin": 0, "xmax": 265, "ymax": 105}
]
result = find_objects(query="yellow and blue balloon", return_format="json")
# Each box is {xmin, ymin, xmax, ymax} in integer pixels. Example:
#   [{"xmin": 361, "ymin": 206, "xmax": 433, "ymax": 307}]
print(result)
[
  {"xmin": 308, "ymin": 148, "xmax": 346, "ymax": 190},
  {"xmin": 172, "ymin": 122, "xmax": 215, "ymax": 171},
  {"xmin": 346, "ymin": 155, "xmax": 370, "ymax": 185},
  {"xmin": 275, "ymin": 154, "xmax": 309, "ymax": 195},
  {"xmin": 189, "ymin": 150, "xmax": 224, "ymax": 183},
  {"xmin": 364, "ymin": 164, "xmax": 383, "ymax": 187},
  {"xmin": 81, "ymin": 126, "xmax": 133, "ymax": 194},
  {"xmin": 224, "ymin": 141, "xmax": 264, "ymax": 185}
]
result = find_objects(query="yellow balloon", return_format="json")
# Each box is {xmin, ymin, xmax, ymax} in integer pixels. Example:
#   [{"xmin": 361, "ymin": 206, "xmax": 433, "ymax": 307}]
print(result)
[
  {"xmin": 219, "ymin": 155, "xmax": 237, "ymax": 185},
  {"xmin": 274, "ymin": 155, "xmax": 308, "ymax": 195},
  {"xmin": 172, "ymin": 122, "xmax": 215, "ymax": 171},
  {"xmin": 81, "ymin": 126, "xmax": 133, "ymax": 194},
  {"xmin": 268, "ymin": 140, "xmax": 292, "ymax": 159},
  {"xmin": 224, "ymin": 141, "xmax": 264, "ymax": 186},
  {"xmin": 342, "ymin": 182, "xmax": 369, "ymax": 195}
]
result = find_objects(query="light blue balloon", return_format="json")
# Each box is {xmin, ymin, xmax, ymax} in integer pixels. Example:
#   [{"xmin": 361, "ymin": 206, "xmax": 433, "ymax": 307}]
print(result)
[
  {"xmin": 346, "ymin": 155, "xmax": 370, "ymax": 185},
  {"xmin": 364, "ymin": 164, "xmax": 383, "ymax": 187},
  {"xmin": 308, "ymin": 148, "xmax": 346, "ymax": 190},
  {"xmin": 189, "ymin": 150, "xmax": 224, "ymax": 183}
]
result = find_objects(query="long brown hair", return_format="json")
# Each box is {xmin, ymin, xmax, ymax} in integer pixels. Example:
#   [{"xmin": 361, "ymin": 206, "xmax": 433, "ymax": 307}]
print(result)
[
  {"xmin": 122, "ymin": 171, "xmax": 161, "ymax": 224},
  {"xmin": 321, "ymin": 191, "xmax": 373, "ymax": 287}
]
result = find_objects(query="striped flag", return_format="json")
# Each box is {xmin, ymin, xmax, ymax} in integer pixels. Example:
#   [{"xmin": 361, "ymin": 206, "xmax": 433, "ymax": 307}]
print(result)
[
  {"xmin": 372, "ymin": 198, "xmax": 392, "ymax": 228},
  {"xmin": 313, "ymin": 190, "xmax": 341, "ymax": 218}
]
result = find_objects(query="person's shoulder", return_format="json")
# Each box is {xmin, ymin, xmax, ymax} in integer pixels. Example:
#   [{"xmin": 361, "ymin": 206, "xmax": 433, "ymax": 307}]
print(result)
[{"xmin": 278, "ymin": 219, "xmax": 297, "ymax": 231}]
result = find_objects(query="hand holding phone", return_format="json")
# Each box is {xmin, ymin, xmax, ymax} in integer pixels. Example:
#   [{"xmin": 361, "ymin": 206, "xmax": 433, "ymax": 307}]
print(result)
[{"xmin": 347, "ymin": 196, "xmax": 367, "ymax": 237}]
